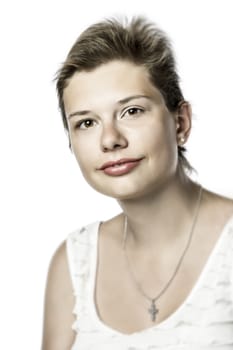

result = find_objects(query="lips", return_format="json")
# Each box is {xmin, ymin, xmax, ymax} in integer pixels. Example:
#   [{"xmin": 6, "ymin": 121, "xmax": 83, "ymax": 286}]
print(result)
[{"xmin": 99, "ymin": 157, "xmax": 144, "ymax": 176}]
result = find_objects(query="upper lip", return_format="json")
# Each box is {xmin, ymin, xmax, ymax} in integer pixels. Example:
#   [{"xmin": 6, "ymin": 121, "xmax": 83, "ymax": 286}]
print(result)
[{"xmin": 99, "ymin": 157, "xmax": 144, "ymax": 170}]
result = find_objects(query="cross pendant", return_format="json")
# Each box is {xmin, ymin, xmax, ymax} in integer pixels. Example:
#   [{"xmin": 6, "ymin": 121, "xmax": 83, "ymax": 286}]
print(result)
[{"xmin": 148, "ymin": 299, "xmax": 159, "ymax": 322}]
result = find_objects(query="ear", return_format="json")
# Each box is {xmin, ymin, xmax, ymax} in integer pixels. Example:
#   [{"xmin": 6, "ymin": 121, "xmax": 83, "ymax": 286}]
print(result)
[
  {"xmin": 175, "ymin": 101, "xmax": 192, "ymax": 146},
  {"xmin": 69, "ymin": 141, "xmax": 73, "ymax": 153},
  {"xmin": 66, "ymin": 126, "xmax": 74, "ymax": 153}
]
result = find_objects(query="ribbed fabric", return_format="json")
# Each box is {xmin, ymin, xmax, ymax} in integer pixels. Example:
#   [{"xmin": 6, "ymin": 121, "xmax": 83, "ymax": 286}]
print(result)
[{"xmin": 66, "ymin": 217, "xmax": 233, "ymax": 349}]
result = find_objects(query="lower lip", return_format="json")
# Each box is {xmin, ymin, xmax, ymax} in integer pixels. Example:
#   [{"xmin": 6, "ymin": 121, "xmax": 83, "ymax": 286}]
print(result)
[{"xmin": 102, "ymin": 160, "xmax": 143, "ymax": 176}]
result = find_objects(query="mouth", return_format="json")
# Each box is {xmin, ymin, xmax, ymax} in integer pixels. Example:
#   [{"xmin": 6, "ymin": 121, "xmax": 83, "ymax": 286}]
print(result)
[{"xmin": 99, "ymin": 157, "xmax": 144, "ymax": 176}]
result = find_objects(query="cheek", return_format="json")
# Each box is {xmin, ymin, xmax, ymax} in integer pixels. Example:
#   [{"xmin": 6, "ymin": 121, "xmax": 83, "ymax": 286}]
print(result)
[
  {"xmin": 71, "ymin": 137, "xmax": 100, "ymax": 181},
  {"xmin": 139, "ymin": 120, "xmax": 177, "ymax": 162},
  {"xmin": 74, "ymin": 150, "xmax": 92, "ymax": 172},
  {"xmin": 70, "ymin": 137, "xmax": 90, "ymax": 168},
  {"xmin": 70, "ymin": 126, "xmax": 100, "ymax": 152},
  {"xmin": 135, "ymin": 122, "xmax": 171, "ymax": 150}
]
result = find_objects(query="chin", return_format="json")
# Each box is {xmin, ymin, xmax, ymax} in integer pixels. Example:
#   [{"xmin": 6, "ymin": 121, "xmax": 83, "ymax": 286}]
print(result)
[
  {"xmin": 95, "ymin": 183, "xmax": 157, "ymax": 201},
  {"xmin": 85, "ymin": 169, "xmax": 176, "ymax": 200},
  {"xmin": 87, "ymin": 182, "xmax": 139, "ymax": 200}
]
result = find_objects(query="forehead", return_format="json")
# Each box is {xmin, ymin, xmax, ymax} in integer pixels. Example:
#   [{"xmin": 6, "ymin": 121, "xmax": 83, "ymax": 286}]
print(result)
[{"xmin": 63, "ymin": 60, "xmax": 162, "ymax": 113}]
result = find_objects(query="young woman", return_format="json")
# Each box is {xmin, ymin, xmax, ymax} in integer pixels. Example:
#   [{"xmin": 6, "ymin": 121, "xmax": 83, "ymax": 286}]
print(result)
[{"xmin": 42, "ymin": 17, "xmax": 233, "ymax": 349}]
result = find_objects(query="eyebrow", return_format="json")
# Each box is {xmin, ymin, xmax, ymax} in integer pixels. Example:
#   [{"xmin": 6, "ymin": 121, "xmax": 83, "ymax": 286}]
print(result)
[
  {"xmin": 117, "ymin": 94, "xmax": 151, "ymax": 105},
  {"xmin": 67, "ymin": 94, "xmax": 151, "ymax": 119}
]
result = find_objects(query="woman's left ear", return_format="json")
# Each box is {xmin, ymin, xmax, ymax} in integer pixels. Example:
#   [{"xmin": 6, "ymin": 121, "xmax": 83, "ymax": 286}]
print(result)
[{"xmin": 175, "ymin": 101, "xmax": 192, "ymax": 146}]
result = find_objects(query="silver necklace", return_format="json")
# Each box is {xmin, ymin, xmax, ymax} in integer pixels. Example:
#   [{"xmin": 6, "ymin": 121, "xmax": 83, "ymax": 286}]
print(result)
[{"xmin": 122, "ymin": 185, "xmax": 203, "ymax": 322}]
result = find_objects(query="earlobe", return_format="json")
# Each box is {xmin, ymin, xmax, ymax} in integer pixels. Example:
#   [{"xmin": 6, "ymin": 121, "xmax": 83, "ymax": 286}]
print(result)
[
  {"xmin": 176, "ymin": 101, "xmax": 192, "ymax": 145},
  {"xmin": 69, "ymin": 142, "xmax": 74, "ymax": 154},
  {"xmin": 66, "ymin": 128, "xmax": 74, "ymax": 153}
]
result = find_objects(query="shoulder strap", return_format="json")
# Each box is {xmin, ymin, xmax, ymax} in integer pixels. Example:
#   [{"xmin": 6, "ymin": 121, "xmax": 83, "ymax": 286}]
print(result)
[{"xmin": 66, "ymin": 222, "xmax": 100, "ymax": 295}]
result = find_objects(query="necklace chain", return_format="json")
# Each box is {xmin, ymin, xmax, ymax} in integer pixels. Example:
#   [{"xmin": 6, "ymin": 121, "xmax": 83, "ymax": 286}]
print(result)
[{"xmin": 122, "ymin": 185, "xmax": 203, "ymax": 322}]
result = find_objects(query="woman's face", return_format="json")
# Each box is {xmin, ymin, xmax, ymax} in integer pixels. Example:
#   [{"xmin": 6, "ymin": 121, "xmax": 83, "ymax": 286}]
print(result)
[{"xmin": 63, "ymin": 60, "xmax": 179, "ymax": 200}]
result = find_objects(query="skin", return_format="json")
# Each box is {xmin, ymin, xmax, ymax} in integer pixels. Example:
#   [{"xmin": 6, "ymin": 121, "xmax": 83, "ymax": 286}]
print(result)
[
  {"xmin": 64, "ymin": 60, "xmax": 184, "ymax": 200},
  {"xmin": 42, "ymin": 60, "xmax": 233, "ymax": 349}
]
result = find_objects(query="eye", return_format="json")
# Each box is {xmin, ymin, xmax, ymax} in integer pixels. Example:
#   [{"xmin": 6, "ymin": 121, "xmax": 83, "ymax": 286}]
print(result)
[
  {"xmin": 121, "ymin": 107, "xmax": 144, "ymax": 118},
  {"xmin": 75, "ymin": 119, "xmax": 96, "ymax": 130}
]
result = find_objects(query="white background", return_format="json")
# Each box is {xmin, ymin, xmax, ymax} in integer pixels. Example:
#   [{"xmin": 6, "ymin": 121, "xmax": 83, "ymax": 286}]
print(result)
[{"xmin": 0, "ymin": 0, "xmax": 233, "ymax": 348}]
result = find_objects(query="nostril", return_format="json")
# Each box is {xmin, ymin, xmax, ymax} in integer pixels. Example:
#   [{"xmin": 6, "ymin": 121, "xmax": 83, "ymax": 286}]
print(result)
[
  {"xmin": 101, "ymin": 126, "xmax": 128, "ymax": 152},
  {"xmin": 113, "ymin": 143, "xmax": 122, "ymax": 149},
  {"xmin": 103, "ymin": 143, "xmax": 122, "ymax": 152}
]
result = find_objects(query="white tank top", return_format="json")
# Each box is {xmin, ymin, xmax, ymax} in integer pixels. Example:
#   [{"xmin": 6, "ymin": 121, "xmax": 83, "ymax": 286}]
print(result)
[{"xmin": 66, "ymin": 217, "xmax": 233, "ymax": 349}]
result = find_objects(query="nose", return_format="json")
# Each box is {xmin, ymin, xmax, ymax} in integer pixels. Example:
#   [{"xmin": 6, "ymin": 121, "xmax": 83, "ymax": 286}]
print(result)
[{"xmin": 100, "ymin": 122, "xmax": 128, "ymax": 152}]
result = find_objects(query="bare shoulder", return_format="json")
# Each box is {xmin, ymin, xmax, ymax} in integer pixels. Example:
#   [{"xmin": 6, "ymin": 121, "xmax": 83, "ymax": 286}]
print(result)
[
  {"xmin": 46, "ymin": 241, "xmax": 70, "ymax": 282},
  {"xmin": 203, "ymin": 188, "xmax": 233, "ymax": 211},
  {"xmin": 99, "ymin": 213, "xmax": 124, "ymax": 244},
  {"xmin": 42, "ymin": 241, "xmax": 75, "ymax": 350},
  {"xmin": 202, "ymin": 188, "xmax": 233, "ymax": 227}
]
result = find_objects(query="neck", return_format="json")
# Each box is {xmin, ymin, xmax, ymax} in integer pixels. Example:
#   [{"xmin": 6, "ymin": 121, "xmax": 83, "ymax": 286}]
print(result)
[{"xmin": 118, "ymin": 176, "xmax": 201, "ymax": 249}]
